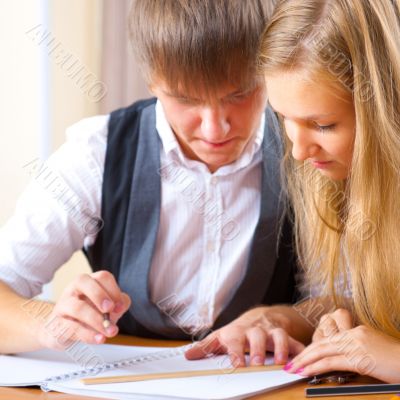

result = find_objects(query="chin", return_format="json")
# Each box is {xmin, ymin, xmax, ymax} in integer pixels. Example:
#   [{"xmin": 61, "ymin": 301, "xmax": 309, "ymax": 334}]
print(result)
[
  {"xmin": 319, "ymin": 170, "xmax": 348, "ymax": 181},
  {"xmin": 203, "ymin": 157, "xmax": 235, "ymax": 172}
]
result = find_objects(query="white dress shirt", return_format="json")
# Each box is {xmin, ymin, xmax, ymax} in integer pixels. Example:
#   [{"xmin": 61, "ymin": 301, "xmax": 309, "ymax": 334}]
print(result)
[{"xmin": 0, "ymin": 100, "xmax": 263, "ymax": 331}]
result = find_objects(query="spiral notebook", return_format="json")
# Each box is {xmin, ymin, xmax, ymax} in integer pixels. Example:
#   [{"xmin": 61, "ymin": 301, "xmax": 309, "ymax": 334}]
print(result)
[{"xmin": 0, "ymin": 343, "xmax": 304, "ymax": 400}]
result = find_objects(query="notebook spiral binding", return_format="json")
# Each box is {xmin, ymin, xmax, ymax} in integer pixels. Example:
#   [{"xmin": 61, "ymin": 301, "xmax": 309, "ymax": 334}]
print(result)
[{"xmin": 41, "ymin": 344, "xmax": 192, "ymax": 392}]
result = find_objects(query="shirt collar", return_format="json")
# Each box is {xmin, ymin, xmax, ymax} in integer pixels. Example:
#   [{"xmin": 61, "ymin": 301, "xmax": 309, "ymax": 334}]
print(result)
[{"xmin": 155, "ymin": 99, "xmax": 264, "ymax": 174}]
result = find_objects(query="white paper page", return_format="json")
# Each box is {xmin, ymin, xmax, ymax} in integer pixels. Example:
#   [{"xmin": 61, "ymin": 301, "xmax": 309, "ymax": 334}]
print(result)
[
  {"xmin": 47, "ymin": 353, "xmax": 305, "ymax": 400},
  {"xmin": 0, "ymin": 353, "xmax": 75, "ymax": 386},
  {"xmin": 0, "ymin": 344, "xmax": 163, "ymax": 387}
]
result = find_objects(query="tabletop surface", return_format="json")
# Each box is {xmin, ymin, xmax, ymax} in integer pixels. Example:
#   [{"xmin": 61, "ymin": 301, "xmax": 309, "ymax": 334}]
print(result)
[{"xmin": 0, "ymin": 334, "xmax": 395, "ymax": 400}]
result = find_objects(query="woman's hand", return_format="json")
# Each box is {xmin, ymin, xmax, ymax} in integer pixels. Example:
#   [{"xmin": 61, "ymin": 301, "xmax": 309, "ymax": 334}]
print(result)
[
  {"xmin": 185, "ymin": 307, "xmax": 305, "ymax": 367},
  {"xmin": 285, "ymin": 308, "xmax": 400, "ymax": 383},
  {"xmin": 311, "ymin": 308, "xmax": 353, "ymax": 342},
  {"xmin": 36, "ymin": 270, "xmax": 131, "ymax": 350}
]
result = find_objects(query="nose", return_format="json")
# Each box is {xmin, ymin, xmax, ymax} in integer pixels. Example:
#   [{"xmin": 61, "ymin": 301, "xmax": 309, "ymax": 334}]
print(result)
[
  {"xmin": 287, "ymin": 124, "xmax": 319, "ymax": 161},
  {"xmin": 200, "ymin": 106, "xmax": 230, "ymax": 142}
]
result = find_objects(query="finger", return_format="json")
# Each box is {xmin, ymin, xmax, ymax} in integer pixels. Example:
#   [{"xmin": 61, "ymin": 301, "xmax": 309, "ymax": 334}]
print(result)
[
  {"xmin": 287, "ymin": 336, "xmax": 306, "ymax": 356},
  {"xmin": 246, "ymin": 327, "xmax": 268, "ymax": 366},
  {"xmin": 185, "ymin": 336, "xmax": 226, "ymax": 360},
  {"xmin": 288, "ymin": 339, "xmax": 321, "ymax": 369},
  {"xmin": 91, "ymin": 270, "xmax": 125, "ymax": 309},
  {"xmin": 267, "ymin": 328, "xmax": 305, "ymax": 364},
  {"xmin": 56, "ymin": 297, "xmax": 118, "ymax": 338},
  {"xmin": 63, "ymin": 273, "xmax": 117, "ymax": 315},
  {"xmin": 226, "ymin": 337, "xmax": 247, "ymax": 368},
  {"xmin": 109, "ymin": 292, "xmax": 132, "ymax": 322},
  {"xmin": 191, "ymin": 328, "xmax": 247, "ymax": 367},
  {"xmin": 287, "ymin": 339, "xmax": 342, "ymax": 373},
  {"xmin": 266, "ymin": 328, "xmax": 290, "ymax": 364},
  {"xmin": 43, "ymin": 316, "xmax": 107, "ymax": 350},
  {"xmin": 300, "ymin": 355, "xmax": 354, "ymax": 377},
  {"xmin": 291, "ymin": 337, "xmax": 329, "ymax": 365},
  {"xmin": 331, "ymin": 309, "xmax": 353, "ymax": 331},
  {"xmin": 312, "ymin": 315, "xmax": 339, "ymax": 342}
]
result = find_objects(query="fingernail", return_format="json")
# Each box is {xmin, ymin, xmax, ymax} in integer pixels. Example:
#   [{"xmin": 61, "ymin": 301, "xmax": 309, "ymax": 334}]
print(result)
[
  {"xmin": 113, "ymin": 301, "xmax": 124, "ymax": 313},
  {"xmin": 283, "ymin": 361, "xmax": 293, "ymax": 371},
  {"xmin": 102, "ymin": 299, "xmax": 112, "ymax": 312},
  {"xmin": 275, "ymin": 353, "xmax": 285, "ymax": 364},
  {"xmin": 231, "ymin": 357, "xmax": 244, "ymax": 368},
  {"xmin": 106, "ymin": 326, "xmax": 115, "ymax": 336},
  {"xmin": 94, "ymin": 333, "xmax": 104, "ymax": 343},
  {"xmin": 294, "ymin": 367, "xmax": 304, "ymax": 374},
  {"xmin": 251, "ymin": 356, "xmax": 264, "ymax": 365}
]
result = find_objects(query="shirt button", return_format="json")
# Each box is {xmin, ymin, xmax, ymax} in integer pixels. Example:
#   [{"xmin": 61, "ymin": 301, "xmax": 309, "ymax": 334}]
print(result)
[
  {"xmin": 201, "ymin": 305, "xmax": 208, "ymax": 316},
  {"xmin": 210, "ymin": 176, "xmax": 218, "ymax": 185}
]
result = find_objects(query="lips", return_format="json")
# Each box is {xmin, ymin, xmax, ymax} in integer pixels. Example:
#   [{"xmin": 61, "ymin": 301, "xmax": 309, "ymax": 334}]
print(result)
[
  {"xmin": 311, "ymin": 160, "xmax": 333, "ymax": 169},
  {"xmin": 202, "ymin": 138, "xmax": 234, "ymax": 148}
]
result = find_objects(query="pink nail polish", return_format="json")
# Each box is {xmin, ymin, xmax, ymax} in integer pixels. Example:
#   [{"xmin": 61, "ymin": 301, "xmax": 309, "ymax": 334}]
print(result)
[
  {"xmin": 294, "ymin": 367, "xmax": 304, "ymax": 374},
  {"xmin": 283, "ymin": 362, "xmax": 293, "ymax": 371}
]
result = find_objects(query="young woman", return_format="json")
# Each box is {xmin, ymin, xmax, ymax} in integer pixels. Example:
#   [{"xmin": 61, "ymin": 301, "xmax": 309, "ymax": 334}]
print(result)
[
  {"xmin": 260, "ymin": 0, "xmax": 400, "ymax": 383},
  {"xmin": 187, "ymin": 0, "xmax": 400, "ymax": 384}
]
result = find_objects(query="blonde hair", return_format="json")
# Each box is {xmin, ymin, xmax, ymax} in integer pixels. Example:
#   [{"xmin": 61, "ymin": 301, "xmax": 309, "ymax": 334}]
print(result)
[
  {"xmin": 128, "ymin": 0, "xmax": 275, "ymax": 97},
  {"xmin": 259, "ymin": 0, "xmax": 400, "ymax": 338}
]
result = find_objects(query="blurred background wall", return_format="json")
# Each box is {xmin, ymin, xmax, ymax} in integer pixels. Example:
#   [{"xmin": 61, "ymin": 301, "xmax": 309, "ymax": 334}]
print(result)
[{"xmin": 0, "ymin": 0, "xmax": 150, "ymax": 300}]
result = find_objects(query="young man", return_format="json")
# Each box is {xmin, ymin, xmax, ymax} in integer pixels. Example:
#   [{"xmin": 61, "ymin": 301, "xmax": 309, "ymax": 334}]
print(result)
[{"xmin": 0, "ymin": 0, "xmax": 303, "ymax": 364}]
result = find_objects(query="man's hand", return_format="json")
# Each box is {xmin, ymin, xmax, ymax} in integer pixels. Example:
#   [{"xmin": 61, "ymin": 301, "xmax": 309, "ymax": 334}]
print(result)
[
  {"xmin": 185, "ymin": 307, "xmax": 305, "ymax": 367},
  {"xmin": 36, "ymin": 271, "xmax": 131, "ymax": 350}
]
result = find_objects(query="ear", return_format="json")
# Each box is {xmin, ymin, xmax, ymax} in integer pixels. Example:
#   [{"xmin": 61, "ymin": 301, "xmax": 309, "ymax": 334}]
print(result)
[
  {"xmin": 147, "ymin": 83, "xmax": 156, "ymax": 95},
  {"xmin": 147, "ymin": 82, "xmax": 163, "ymax": 98}
]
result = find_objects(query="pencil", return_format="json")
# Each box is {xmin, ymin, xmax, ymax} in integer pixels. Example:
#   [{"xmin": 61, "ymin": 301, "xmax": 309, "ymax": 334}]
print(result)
[{"xmin": 81, "ymin": 364, "xmax": 284, "ymax": 385}]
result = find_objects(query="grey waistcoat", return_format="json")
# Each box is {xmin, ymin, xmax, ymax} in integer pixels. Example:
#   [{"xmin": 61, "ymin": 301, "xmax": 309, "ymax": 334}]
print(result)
[{"xmin": 85, "ymin": 98, "xmax": 299, "ymax": 340}]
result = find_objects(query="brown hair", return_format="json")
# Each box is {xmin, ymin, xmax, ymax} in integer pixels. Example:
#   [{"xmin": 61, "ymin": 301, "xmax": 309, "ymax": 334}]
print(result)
[{"xmin": 129, "ymin": 0, "xmax": 275, "ymax": 96}]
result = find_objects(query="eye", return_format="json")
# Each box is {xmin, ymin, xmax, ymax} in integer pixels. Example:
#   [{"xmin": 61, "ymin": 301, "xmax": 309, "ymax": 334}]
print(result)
[
  {"xmin": 225, "ymin": 95, "xmax": 244, "ymax": 104},
  {"xmin": 171, "ymin": 94, "xmax": 201, "ymax": 105},
  {"xmin": 176, "ymin": 97, "xmax": 195, "ymax": 105},
  {"xmin": 316, "ymin": 123, "xmax": 336, "ymax": 133},
  {"xmin": 231, "ymin": 94, "xmax": 246, "ymax": 103},
  {"xmin": 225, "ymin": 90, "xmax": 252, "ymax": 104}
]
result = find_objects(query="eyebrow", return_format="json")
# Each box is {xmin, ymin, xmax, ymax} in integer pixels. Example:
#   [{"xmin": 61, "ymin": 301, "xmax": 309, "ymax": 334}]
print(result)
[
  {"xmin": 269, "ymin": 104, "xmax": 336, "ymax": 120},
  {"xmin": 165, "ymin": 88, "xmax": 252, "ymax": 101},
  {"xmin": 303, "ymin": 113, "xmax": 337, "ymax": 120}
]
